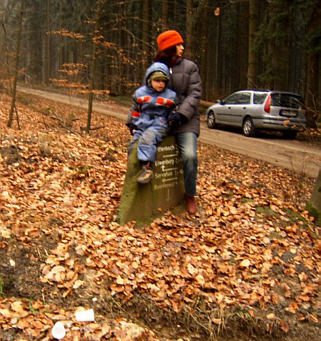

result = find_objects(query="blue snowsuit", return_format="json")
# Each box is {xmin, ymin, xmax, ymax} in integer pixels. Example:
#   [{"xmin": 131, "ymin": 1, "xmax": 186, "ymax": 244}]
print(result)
[{"xmin": 128, "ymin": 62, "xmax": 176, "ymax": 162}]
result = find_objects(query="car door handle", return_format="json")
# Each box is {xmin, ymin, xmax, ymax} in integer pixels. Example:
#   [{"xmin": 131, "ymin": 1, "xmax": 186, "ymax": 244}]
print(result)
[{"xmin": 243, "ymin": 107, "xmax": 246, "ymax": 109}]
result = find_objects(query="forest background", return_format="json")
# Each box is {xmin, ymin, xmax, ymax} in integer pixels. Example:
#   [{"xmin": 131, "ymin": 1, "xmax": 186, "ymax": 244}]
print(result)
[
  {"xmin": 0, "ymin": 0, "xmax": 321, "ymax": 123},
  {"xmin": 0, "ymin": 1, "xmax": 321, "ymax": 340}
]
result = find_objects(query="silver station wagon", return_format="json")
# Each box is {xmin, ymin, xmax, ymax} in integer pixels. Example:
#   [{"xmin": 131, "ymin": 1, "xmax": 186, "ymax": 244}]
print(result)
[{"xmin": 206, "ymin": 90, "xmax": 307, "ymax": 138}]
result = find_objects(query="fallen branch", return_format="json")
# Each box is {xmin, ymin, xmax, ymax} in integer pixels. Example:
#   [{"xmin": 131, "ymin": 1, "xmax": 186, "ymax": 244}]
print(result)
[{"xmin": 40, "ymin": 111, "xmax": 81, "ymax": 135}]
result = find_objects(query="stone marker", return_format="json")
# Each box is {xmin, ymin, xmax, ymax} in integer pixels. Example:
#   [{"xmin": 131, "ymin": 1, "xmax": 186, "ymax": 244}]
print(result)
[
  {"xmin": 118, "ymin": 135, "xmax": 184, "ymax": 225},
  {"xmin": 308, "ymin": 168, "xmax": 321, "ymax": 224}
]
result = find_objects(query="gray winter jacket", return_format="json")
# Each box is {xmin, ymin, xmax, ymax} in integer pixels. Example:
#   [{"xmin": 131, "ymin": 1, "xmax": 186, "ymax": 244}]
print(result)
[{"xmin": 168, "ymin": 58, "xmax": 202, "ymax": 136}]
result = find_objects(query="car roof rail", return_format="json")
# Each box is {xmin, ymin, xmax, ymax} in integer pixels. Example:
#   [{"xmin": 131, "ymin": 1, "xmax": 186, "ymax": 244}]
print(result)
[{"xmin": 243, "ymin": 89, "xmax": 269, "ymax": 92}]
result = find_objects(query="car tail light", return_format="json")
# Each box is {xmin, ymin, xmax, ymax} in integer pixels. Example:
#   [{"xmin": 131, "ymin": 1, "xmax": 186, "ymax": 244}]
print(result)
[{"xmin": 264, "ymin": 95, "xmax": 271, "ymax": 113}]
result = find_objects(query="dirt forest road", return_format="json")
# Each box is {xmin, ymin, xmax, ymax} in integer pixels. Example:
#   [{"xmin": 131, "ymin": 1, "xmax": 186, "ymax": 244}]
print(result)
[{"xmin": 18, "ymin": 86, "xmax": 321, "ymax": 179}]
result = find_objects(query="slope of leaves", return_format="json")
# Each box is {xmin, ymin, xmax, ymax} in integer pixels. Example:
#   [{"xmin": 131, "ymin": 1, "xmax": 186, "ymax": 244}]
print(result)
[{"xmin": 0, "ymin": 92, "xmax": 320, "ymax": 340}]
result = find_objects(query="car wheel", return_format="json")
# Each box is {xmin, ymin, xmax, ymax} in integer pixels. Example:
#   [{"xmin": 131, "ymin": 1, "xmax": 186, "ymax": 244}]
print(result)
[
  {"xmin": 242, "ymin": 117, "xmax": 255, "ymax": 137},
  {"xmin": 207, "ymin": 111, "xmax": 216, "ymax": 129},
  {"xmin": 283, "ymin": 130, "xmax": 298, "ymax": 139}
]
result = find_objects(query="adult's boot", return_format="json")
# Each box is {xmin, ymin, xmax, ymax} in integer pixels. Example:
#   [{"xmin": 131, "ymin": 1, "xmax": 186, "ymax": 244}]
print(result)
[{"xmin": 185, "ymin": 194, "xmax": 197, "ymax": 214}]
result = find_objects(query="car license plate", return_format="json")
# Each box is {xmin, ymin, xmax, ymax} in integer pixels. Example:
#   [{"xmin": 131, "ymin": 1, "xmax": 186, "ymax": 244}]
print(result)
[{"xmin": 280, "ymin": 110, "xmax": 297, "ymax": 117}]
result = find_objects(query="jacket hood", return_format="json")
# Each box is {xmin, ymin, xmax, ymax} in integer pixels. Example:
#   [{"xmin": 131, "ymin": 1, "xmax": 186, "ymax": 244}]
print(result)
[{"xmin": 144, "ymin": 62, "xmax": 170, "ymax": 86}]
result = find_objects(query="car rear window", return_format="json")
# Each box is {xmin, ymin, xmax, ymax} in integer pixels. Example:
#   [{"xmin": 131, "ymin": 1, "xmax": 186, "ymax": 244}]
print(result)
[
  {"xmin": 271, "ymin": 93, "xmax": 304, "ymax": 109},
  {"xmin": 253, "ymin": 93, "xmax": 267, "ymax": 104}
]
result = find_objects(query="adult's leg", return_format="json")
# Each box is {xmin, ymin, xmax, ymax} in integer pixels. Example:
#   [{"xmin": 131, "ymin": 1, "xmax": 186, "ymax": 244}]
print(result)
[{"xmin": 175, "ymin": 132, "xmax": 198, "ymax": 197}]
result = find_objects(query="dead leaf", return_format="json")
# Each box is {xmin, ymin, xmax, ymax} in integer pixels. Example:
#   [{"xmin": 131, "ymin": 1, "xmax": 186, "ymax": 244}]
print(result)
[
  {"xmin": 44, "ymin": 265, "xmax": 66, "ymax": 282},
  {"xmin": 195, "ymin": 274, "xmax": 205, "ymax": 286},
  {"xmin": 212, "ymin": 318, "xmax": 222, "ymax": 325},
  {"xmin": 280, "ymin": 320, "xmax": 289, "ymax": 333},
  {"xmin": 309, "ymin": 314, "xmax": 318, "ymax": 323},
  {"xmin": 9, "ymin": 302, "xmax": 29, "ymax": 318},
  {"xmin": 239, "ymin": 259, "xmax": 251, "ymax": 268},
  {"xmin": 286, "ymin": 302, "xmax": 299, "ymax": 314},
  {"xmin": 187, "ymin": 263, "xmax": 197, "ymax": 275}
]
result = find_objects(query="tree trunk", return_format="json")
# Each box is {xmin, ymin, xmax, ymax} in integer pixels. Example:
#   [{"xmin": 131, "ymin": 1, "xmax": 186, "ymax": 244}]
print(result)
[
  {"xmin": 161, "ymin": 0, "xmax": 168, "ymax": 29},
  {"xmin": 185, "ymin": 0, "xmax": 193, "ymax": 59},
  {"xmin": 247, "ymin": 0, "xmax": 258, "ymax": 88},
  {"xmin": 214, "ymin": 9, "xmax": 222, "ymax": 95},
  {"xmin": 86, "ymin": 40, "xmax": 96, "ymax": 134},
  {"xmin": 142, "ymin": 0, "xmax": 151, "ymax": 71},
  {"xmin": 305, "ymin": 51, "xmax": 319, "ymax": 127},
  {"xmin": 8, "ymin": 0, "xmax": 24, "ymax": 128},
  {"xmin": 305, "ymin": 1, "xmax": 321, "ymax": 125},
  {"xmin": 238, "ymin": 1, "xmax": 249, "ymax": 90},
  {"xmin": 43, "ymin": 0, "xmax": 50, "ymax": 84},
  {"xmin": 199, "ymin": 0, "xmax": 209, "ymax": 98}
]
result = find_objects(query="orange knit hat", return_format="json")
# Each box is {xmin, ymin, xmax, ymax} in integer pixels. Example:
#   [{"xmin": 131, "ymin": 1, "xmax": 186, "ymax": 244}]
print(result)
[{"xmin": 157, "ymin": 30, "xmax": 184, "ymax": 51}]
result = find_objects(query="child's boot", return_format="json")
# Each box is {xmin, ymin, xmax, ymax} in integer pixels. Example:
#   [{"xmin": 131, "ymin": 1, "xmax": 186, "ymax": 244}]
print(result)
[{"xmin": 137, "ymin": 162, "xmax": 153, "ymax": 184}]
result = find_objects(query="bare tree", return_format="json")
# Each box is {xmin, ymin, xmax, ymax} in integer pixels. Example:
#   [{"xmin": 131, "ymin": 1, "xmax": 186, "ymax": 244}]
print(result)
[
  {"xmin": 247, "ymin": 0, "xmax": 258, "ymax": 88},
  {"xmin": 305, "ymin": 0, "xmax": 321, "ymax": 126},
  {"xmin": 7, "ymin": 0, "xmax": 24, "ymax": 128},
  {"xmin": 185, "ymin": 0, "xmax": 193, "ymax": 58},
  {"xmin": 161, "ymin": 0, "xmax": 168, "ymax": 29},
  {"xmin": 43, "ymin": 0, "xmax": 50, "ymax": 84}
]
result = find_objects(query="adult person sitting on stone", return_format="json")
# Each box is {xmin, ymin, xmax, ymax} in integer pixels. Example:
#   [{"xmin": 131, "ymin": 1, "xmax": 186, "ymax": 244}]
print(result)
[
  {"xmin": 154, "ymin": 30, "xmax": 202, "ymax": 214},
  {"xmin": 126, "ymin": 62, "xmax": 176, "ymax": 184}
]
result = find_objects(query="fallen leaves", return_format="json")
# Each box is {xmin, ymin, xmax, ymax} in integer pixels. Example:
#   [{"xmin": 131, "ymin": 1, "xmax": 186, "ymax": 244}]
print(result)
[
  {"xmin": 0, "ymin": 93, "xmax": 320, "ymax": 339},
  {"xmin": 42, "ymin": 265, "xmax": 67, "ymax": 283},
  {"xmin": 0, "ymin": 298, "xmax": 157, "ymax": 340}
]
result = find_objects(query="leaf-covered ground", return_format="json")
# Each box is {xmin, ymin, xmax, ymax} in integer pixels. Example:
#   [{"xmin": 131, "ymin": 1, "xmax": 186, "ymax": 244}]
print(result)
[{"xmin": 0, "ymin": 91, "xmax": 320, "ymax": 340}]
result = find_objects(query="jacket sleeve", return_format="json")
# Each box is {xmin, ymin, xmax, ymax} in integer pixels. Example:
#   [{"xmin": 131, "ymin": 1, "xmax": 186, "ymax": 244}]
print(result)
[
  {"xmin": 169, "ymin": 94, "xmax": 178, "ymax": 112},
  {"xmin": 178, "ymin": 62, "xmax": 202, "ymax": 120},
  {"xmin": 126, "ymin": 94, "xmax": 141, "ymax": 126}
]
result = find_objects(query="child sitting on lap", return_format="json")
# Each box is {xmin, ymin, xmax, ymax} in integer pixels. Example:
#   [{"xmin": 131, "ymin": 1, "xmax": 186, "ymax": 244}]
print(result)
[{"xmin": 126, "ymin": 62, "xmax": 176, "ymax": 184}]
